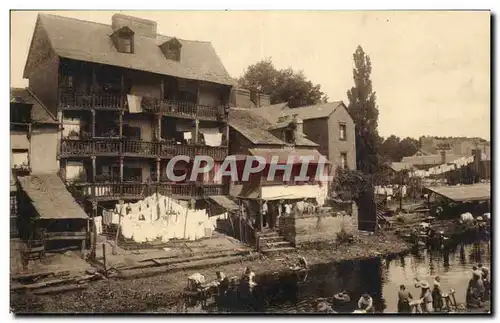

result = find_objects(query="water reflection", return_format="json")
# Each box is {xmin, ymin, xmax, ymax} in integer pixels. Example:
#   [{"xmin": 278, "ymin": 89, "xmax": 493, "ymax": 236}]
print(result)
[{"xmin": 160, "ymin": 240, "xmax": 490, "ymax": 313}]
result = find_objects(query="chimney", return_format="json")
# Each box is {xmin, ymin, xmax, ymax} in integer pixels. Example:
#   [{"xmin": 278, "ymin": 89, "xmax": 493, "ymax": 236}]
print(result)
[
  {"xmin": 292, "ymin": 114, "xmax": 304, "ymax": 142},
  {"xmin": 250, "ymin": 90, "xmax": 258, "ymax": 107},
  {"xmin": 230, "ymin": 88, "xmax": 252, "ymax": 109},
  {"xmin": 112, "ymin": 14, "xmax": 157, "ymax": 38},
  {"xmin": 259, "ymin": 93, "xmax": 271, "ymax": 107},
  {"xmin": 440, "ymin": 150, "xmax": 446, "ymax": 164}
]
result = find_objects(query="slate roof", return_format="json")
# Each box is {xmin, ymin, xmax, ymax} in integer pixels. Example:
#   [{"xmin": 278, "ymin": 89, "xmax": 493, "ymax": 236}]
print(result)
[
  {"xmin": 10, "ymin": 88, "xmax": 58, "ymax": 124},
  {"xmin": 228, "ymin": 108, "xmax": 285, "ymax": 145},
  {"xmin": 253, "ymin": 101, "xmax": 345, "ymax": 123},
  {"xmin": 25, "ymin": 14, "xmax": 235, "ymax": 86},
  {"xmin": 18, "ymin": 174, "xmax": 89, "ymax": 220}
]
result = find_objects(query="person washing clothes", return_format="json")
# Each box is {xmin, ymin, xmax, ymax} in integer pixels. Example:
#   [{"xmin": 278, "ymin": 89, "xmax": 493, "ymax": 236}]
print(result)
[
  {"xmin": 397, "ymin": 285, "xmax": 413, "ymax": 313},
  {"xmin": 432, "ymin": 276, "xmax": 443, "ymax": 311},
  {"xmin": 357, "ymin": 293, "xmax": 375, "ymax": 313},
  {"xmin": 419, "ymin": 281, "xmax": 433, "ymax": 312}
]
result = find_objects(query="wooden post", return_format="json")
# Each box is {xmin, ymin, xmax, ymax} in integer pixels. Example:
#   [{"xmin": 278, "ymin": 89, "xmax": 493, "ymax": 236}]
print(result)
[
  {"xmin": 91, "ymin": 156, "xmax": 96, "ymax": 183},
  {"xmin": 225, "ymin": 124, "xmax": 229, "ymax": 146},
  {"xmin": 91, "ymin": 109, "xmax": 96, "ymax": 138},
  {"xmin": 91, "ymin": 201, "xmax": 97, "ymax": 260},
  {"xmin": 157, "ymin": 115, "xmax": 162, "ymax": 141},
  {"xmin": 113, "ymin": 200, "xmax": 123, "ymax": 255},
  {"xmin": 259, "ymin": 199, "xmax": 263, "ymax": 232},
  {"xmin": 156, "ymin": 158, "xmax": 161, "ymax": 183},
  {"xmin": 194, "ymin": 119, "xmax": 199, "ymax": 144},
  {"xmin": 119, "ymin": 157, "xmax": 124, "ymax": 182},
  {"xmin": 119, "ymin": 111, "xmax": 123, "ymax": 138},
  {"xmin": 399, "ymin": 172, "xmax": 404, "ymax": 211},
  {"xmin": 102, "ymin": 243, "xmax": 107, "ymax": 277}
]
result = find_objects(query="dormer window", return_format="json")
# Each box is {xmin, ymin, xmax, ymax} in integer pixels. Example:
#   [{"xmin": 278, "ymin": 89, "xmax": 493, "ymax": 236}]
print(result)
[
  {"xmin": 160, "ymin": 38, "xmax": 182, "ymax": 62},
  {"xmin": 111, "ymin": 26, "xmax": 135, "ymax": 54}
]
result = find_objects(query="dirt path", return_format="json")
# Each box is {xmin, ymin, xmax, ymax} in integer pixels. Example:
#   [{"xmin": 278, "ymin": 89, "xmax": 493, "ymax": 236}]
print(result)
[{"xmin": 11, "ymin": 232, "xmax": 411, "ymax": 313}]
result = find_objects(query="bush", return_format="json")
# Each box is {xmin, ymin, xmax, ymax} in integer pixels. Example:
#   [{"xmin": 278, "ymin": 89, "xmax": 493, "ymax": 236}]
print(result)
[
  {"xmin": 395, "ymin": 215, "xmax": 406, "ymax": 223},
  {"xmin": 336, "ymin": 228, "xmax": 354, "ymax": 245}
]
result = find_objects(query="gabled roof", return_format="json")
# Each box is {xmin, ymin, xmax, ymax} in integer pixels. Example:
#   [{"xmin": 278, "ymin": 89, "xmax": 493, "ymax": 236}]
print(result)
[
  {"xmin": 253, "ymin": 101, "xmax": 346, "ymax": 123},
  {"xmin": 111, "ymin": 25, "xmax": 134, "ymax": 36},
  {"xmin": 25, "ymin": 14, "xmax": 235, "ymax": 86},
  {"xmin": 10, "ymin": 87, "xmax": 58, "ymax": 124},
  {"xmin": 229, "ymin": 108, "xmax": 285, "ymax": 145}
]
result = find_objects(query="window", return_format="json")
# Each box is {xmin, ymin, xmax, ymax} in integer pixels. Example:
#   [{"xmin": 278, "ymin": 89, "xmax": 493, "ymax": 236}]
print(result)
[
  {"xmin": 340, "ymin": 153, "xmax": 348, "ymax": 170},
  {"xmin": 12, "ymin": 150, "xmax": 29, "ymax": 168},
  {"xmin": 339, "ymin": 123, "xmax": 347, "ymax": 141},
  {"xmin": 123, "ymin": 125, "xmax": 141, "ymax": 140},
  {"xmin": 122, "ymin": 37, "xmax": 132, "ymax": 53}
]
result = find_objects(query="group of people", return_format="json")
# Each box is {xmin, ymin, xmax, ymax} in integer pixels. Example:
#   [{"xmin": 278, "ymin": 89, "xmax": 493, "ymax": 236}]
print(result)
[
  {"xmin": 466, "ymin": 264, "xmax": 490, "ymax": 308},
  {"xmin": 399, "ymin": 276, "xmax": 450, "ymax": 313}
]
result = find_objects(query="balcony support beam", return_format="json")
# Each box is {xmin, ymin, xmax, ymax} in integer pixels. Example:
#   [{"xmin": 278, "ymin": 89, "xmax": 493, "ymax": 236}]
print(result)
[
  {"xmin": 194, "ymin": 119, "xmax": 199, "ymax": 144},
  {"xmin": 91, "ymin": 156, "xmax": 96, "ymax": 183},
  {"xmin": 91, "ymin": 109, "xmax": 96, "ymax": 138},
  {"xmin": 156, "ymin": 158, "xmax": 161, "ymax": 183},
  {"xmin": 119, "ymin": 157, "xmax": 124, "ymax": 182},
  {"xmin": 156, "ymin": 115, "xmax": 162, "ymax": 141},
  {"xmin": 119, "ymin": 111, "xmax": 123, "ymax": 139}
]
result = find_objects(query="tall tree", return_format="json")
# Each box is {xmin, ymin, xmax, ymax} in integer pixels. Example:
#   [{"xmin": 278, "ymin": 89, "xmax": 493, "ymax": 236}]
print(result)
[
  {"xmin": 347, "ymin": 46, "xmax": 380, "ymax": 174},
  {"xmin": 238, "ymin": 58, "xmax": 328, "ymax": 107}
]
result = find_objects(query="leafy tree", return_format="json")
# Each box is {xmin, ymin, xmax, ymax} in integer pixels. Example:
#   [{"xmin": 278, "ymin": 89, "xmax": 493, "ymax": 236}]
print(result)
[
  {"xmin": 330, "ymin": 166, "xmax": 373, "ymax": 204},
  {"xmin": 346, "ymin": 46, "xmax": 380, "ymax": 174},
  {"xmin": 238, "ymin": 58, "xmax": 328, "ymax": 107},
  {"xmin": 379, "ymin": 135, "xmax": 420, "ymax": 162}
]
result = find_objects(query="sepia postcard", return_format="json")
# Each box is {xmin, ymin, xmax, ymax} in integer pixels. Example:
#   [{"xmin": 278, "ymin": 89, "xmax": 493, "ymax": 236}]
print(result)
[{"xmin": 9, "ymin": 10, "xmax": 491, "ymax": 314}]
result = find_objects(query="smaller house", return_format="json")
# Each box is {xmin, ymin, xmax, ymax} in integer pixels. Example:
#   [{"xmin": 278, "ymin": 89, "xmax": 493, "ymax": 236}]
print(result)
[
  {"xmin": 253, "ymin": 100, "xmax": 356, "ymax": 176},
  {"xmin": 10, "ymin": 88, "xmax": 60, "ymax": 176}
]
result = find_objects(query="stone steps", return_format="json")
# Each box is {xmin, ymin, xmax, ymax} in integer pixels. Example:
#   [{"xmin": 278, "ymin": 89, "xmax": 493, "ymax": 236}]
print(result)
[{"xmin": 258, "ymin": 229, "xmax": 295, "ymax": 255}]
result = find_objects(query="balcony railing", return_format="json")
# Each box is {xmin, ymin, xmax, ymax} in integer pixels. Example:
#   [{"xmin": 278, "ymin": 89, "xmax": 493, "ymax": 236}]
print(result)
[
  {"xmin": 142, "ymin": 98, "xmax": 228, "ymax": 121},
  {"xmin": 60, "ymin": 139, "xmax": 228, "ymax": 160},
  {"xmin": 59, "ymin": 91, "xmax": 125, "ymax": 111},
  {"xmin": 67, "ymin": 181, "xmax": 226, "ymax": 200}
]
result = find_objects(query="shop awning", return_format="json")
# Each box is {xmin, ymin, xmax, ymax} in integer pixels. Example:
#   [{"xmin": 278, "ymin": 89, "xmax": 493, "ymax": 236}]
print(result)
[
  {"xmin": 208, "ymin": 195, "xmax": 239, "ymax": 212},
  {"xmin": 425, "ymin": 183, "xmax": 491, "ymax": 202},
  {"xmin": 18, "ymin": 174, "xmax": 89, "ymax": 220}
]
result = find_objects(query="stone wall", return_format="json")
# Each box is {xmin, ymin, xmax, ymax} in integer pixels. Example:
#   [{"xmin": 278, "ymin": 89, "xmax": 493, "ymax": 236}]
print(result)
[{"xmin": 279, "ymin": 204, "xmax": 358, "ymax": 248}]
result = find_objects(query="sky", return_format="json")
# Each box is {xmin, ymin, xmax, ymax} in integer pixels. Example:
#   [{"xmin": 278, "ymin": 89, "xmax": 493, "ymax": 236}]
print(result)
[{"xmin": 10, "ymin": 10, "xmax": 491, "ymax": 140}]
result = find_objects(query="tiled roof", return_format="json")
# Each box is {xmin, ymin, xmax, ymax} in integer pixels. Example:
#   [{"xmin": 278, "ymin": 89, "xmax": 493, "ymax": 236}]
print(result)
[
  {"xmin": 18, "ymin": 174, "xmax": 89, "ymax": 220},
  {"xmin": 26, "ymin": 14, "xmax": 235, "ymax": 86},
  {"xmin": 253, "ymin": 101, "xmax": 345, "ymax": 123},
  {"xmin": 10, "ymin": 88, "xmax": 58, "ymax": 124},
  {"xmin": 228, "ymin": 108, "xmax": 285, "ymax": 145}
]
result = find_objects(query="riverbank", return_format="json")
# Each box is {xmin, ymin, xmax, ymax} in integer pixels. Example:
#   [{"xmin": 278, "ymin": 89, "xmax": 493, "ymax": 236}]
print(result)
[{"xmin": 11, "ymin": 231, "xmax": 411, "ymax": 313}]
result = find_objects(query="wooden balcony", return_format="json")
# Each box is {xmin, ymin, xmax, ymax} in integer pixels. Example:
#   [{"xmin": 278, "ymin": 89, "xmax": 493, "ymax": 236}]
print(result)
[
  {"xmin": 59, "ymin": 91, "xmax": 125, "ymax": 111},
  {"xmin": 67, "ymin": 181, "xmax": 226, "ymax": 201},
  {"xmin": 142, "ymin": 97, "xmax": 228, "ymax": 122},
  {"xmin": 60, "ymin": 139, "xmax": 228, "ymax": 161},
  {"xmin": 122, "ymin": 140, "xmax": 157, "ymax": 157}
]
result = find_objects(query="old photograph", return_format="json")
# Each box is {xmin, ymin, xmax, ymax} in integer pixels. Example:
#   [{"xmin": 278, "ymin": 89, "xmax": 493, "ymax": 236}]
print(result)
[{"xmin": 9, "ymin": 10, "xmax": 491, "ymax": 314}]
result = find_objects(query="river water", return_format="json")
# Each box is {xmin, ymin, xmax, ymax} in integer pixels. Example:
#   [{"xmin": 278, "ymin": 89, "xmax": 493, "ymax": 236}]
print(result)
[{"xmin": 162, "ymin": 239, "xmax": 491, "ymax": 313}]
